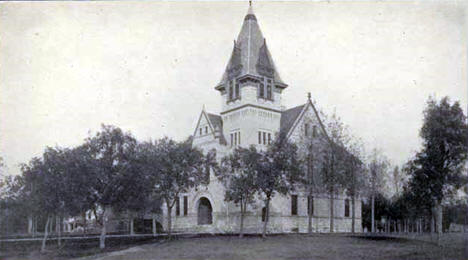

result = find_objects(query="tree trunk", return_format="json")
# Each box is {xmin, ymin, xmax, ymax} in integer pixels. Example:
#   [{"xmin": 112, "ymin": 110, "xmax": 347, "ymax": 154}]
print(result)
[
  {"xmin": 351, "ymin": 195, "xmax": 355, "ymax": 233},
  {"xmin": 99, "ymin": 206, "xmax": 110, "ymax": 250},
  {"xmin": 330, "ymin": 189, "xmax": 334, "ymax": 233},
  {"xmin": 262, "ymin": 197, "xmax": 270, "ymax": 238},
  {"xmin": 436, "ymin": 203, "xmax": 443, "ymax": 246},
  {"xmin": 371, "ymin": 194, "xmax": 375, "ymax": 233},
  {"xmin": 56, "ymin": 216, "xmax": 61, "ymax": 247},
  {"xmin": 28, "ymin": 215, "xmax": 33, "ymax": 234},
  {"xmin": 308, "ymin": 195, "xmax": 313, "ymax": 234},
  {"xmin": 166, "ymin": 202, "xmax": 172, "ymax": 238},
  {"xmin": 41, "ymin": 216, "xmax": 51, "ymax": 253},
  {"xmin": 130, "ymin": 216, "xmax": 135, "ymax": 235},
  {"xmin": 152, "ymin": 214, "xmax": 156, "ymax": 237},
  {"xmin": 239, "ymin": 200, "xmax": 245, "ymax": 238},
  {"xmin": 82, "ymin": 211, "xmax": 87, "ymax": 234}
]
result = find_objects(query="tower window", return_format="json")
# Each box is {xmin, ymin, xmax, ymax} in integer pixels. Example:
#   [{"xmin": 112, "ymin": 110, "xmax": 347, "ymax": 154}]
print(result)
[
  {"xmin": 205, "ymin": 126, "xmax": 208, "ymax": 134},
  {"xmin": 305, "ymin": 123, "xmax": 309, "ymax": 136},
  {"xmin": 259, "ymin": 83, "xmax": 264, "ymax": 98},
  {"xmin": 199, "ymin": 128, "xmax": 202, "ymax": 136},
  {"xmin": 267, "ymin": 85, "xmax": 272, "ymax": 100},
  {"xmin": 235, "ymin": 83, "xmax": 240, "ymax": 99},
  {"xmin": 291, "ymin": 195, "xmax": 298, "ymax": 216},
  {"xmin": 183, "ymin": 196, "xmax": 188, "ymax": 216},
  {"xmin": 229, "ymin": 81, "xmax": 234, "ymax": 101},
  {"xmin": 307, "ymin": 196, "xmax": 314, "ymax": 216},
  {"xmin": 345, "ymin": 199, "xmax": 350, "ymax": 217},
  {"xmin": 313, "ymin": 125, "xmax": 317, "ymax": 138}
]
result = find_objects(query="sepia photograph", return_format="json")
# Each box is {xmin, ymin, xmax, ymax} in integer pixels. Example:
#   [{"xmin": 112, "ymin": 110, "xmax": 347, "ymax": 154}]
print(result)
[{"xmin": 0, "ymin": 0, "xmax": 467, "ymax": 259}]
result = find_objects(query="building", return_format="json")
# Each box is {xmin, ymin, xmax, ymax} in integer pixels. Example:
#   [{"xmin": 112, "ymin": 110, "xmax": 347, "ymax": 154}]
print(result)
[{"xmin": 161, "ymin": 4, "xmax": 362, "ymax": 234}]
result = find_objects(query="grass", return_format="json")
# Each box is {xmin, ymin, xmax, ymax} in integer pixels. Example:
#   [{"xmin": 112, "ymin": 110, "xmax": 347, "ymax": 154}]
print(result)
[{"xmin": 3, "ymin": 233, "xmax": 466, "ymax": 260}]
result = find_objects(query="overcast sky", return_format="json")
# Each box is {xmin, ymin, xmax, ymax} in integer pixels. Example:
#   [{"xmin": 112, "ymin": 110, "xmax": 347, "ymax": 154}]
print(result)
[{"xmin": 0, "ymin": 1, "xmax": 466, "ymax": 175}]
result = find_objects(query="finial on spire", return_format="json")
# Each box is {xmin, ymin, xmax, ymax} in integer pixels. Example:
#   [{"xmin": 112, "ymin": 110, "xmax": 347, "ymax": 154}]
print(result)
[{"xmin": 307, "ymin": 92, "xmax": 311, "ymax": 101}]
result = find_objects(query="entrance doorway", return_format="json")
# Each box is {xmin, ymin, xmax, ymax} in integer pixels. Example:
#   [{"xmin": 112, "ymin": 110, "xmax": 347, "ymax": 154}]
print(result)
[{"xmin": 197, "ymin": 197, "xmax": 213, "ymax": 225}]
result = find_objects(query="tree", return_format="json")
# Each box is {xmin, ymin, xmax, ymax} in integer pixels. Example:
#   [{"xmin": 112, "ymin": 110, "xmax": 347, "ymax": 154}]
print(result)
[
  {"xmin": 343, "ymin": 141, "xmax": 366, "ymax": 233},
  {"xmin": 83, "ymin": 124, "xmax": 138, "ymax": 249},
  {"xmin": 257, "ymin": 133, "xmax": 301, "ymax": 238},
  {"xmin": 140, "ymin": 137, "xmax": 210, "ymax": 237},
  {"xmin": 409, "ymin": 97, "xmax": 468, "ymax": 242},
  {"xmin": 368, "ymin": 148, "xmax": 389, "ymax": 233},
  {"xmin": 391, "ymin": 166, "xmax": 405, "ymax": 196},
  {"xmin": 320, "ymin": 112, "xmax": 349, "ymax": 233},
  {"xmin": 218, "ymin": 146, "xmax": 259, "ymax": 237}
]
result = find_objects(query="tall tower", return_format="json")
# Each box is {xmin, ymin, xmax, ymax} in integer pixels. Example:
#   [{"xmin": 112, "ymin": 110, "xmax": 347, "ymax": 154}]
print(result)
[{"xmin": 215, "ymin": 5, "xmax": 288, "ymax": 148}]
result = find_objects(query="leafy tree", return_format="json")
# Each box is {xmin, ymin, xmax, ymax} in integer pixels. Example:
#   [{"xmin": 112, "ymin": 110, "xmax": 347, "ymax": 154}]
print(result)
[
  {"xmin": 139, "ymin": 137, "xmax": 211, "ymax": 237},
  {"xmin": 83, "ymin": 124, "xmax": 137, "ymax": 249},
  {"xmin": 218, "ymin": 146, "xmax": 259, "ymax": 237},
  {"xmin": 257, "ymin": 133, "xmax": 301, "ymax": 238},
  {"xmin": 408, "ymin": 97, "xmax": 468, "ymax": 242}
]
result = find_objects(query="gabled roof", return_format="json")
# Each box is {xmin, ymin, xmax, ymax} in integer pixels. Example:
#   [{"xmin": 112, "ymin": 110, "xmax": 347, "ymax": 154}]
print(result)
[
  {"xmin": 215, "ymin": 6, "xmax": 286, "ymax": 90},
  {"xmin": 193, "ymin": 110, "xmax": 227, "ymax": 146},
  {"xmin": 280, "ymin": 104, "xmax": 305, "ymax": 135}
]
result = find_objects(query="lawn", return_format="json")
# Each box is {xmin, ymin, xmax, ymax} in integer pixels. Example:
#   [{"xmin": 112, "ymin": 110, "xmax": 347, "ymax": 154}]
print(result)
[
  {"xmin": 76, "ymin": 234, "xmax": 464, "ymax": 260},
  {"xmin": 3, "ymin": 234, "xmax": 465, "ymax": 260}
]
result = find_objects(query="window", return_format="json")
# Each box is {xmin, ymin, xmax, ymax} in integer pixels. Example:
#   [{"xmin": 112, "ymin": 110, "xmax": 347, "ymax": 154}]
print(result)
[
  {"xmin": 231, "ymin": 131, "xmax": 241, "ymax": 147},
  {"xmin": 313, "ymin": 125, "xmax": 317, "ymax": 138},
  {"xmin": 291, "ymin": 195, "xmax": 298, "ymax": 216},
  {"xmin": 307, "ymin": 196, "xmax": 314, "ymax": 216},
  {"xmin": 268, "ymin": 133, "xmax": 271, "ymax": 144},
  {"xmin": 258, "ymin": 131, "xmax": 262, "ymax": 144},
  {"xmin": 229, "ymin": 81, "xmax": 233, "ymax": 101},
  {"xmin": 235, "ymin": 83, "xmax": 240, "ymax": 99},
  {"xmin": 267, "ymin": 85, "xmax": 272, "ymax": 100},
  {"xmin": 176, "ymin": 197, "xmax": 180, "ymax": 216},
  {"xmin": 183, "ymin": 196, "xmax": 188, "ymax": 216},
  {"xmin": 205, "ymin": 126, "xmax": 208, "ymax": 134},
  {"xmin": 259, "ymin": 83, "xmax": 264, "ymax": 98},
  {"xmin": 263, "ymin": 132, "xmax": 266, "ymax": 145},
  {"xmin": 258, "ymin": 131, "xmax": 272, "ymax": 145},
  {"xmin": 305, "ymin": 123, "xmax": 309, "ymax": 136},
  {"xmin": 199, "ymin": 128, "xmax": 202, "ymax": 135},
  {"xmin": 345, "ymin": 199, "xmax": 350, "ymax": 217}
]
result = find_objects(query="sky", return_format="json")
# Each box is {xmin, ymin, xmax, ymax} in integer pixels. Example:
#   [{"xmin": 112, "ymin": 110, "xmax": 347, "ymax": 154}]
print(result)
[{"xmin": 0, "ymin": 1, "xmax": 466, "ymax": 176}]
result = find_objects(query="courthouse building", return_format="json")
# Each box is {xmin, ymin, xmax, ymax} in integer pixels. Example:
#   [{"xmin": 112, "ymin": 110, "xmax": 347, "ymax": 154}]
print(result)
[{"xmin": 162, "ymin": 5, "xmax": 362, "ymax": 234}]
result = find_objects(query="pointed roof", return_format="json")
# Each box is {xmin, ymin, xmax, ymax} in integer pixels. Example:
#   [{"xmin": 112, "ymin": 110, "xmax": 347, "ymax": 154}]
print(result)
[{"xmin": 215, "ymin": 6, "xmax": 287, "ymax": 90}]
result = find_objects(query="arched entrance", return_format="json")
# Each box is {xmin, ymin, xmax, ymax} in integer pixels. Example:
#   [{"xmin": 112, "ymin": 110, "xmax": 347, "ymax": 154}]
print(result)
[{"xmin": 197, "ymin": 197, "xmax": 213, "ymax": 225}]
